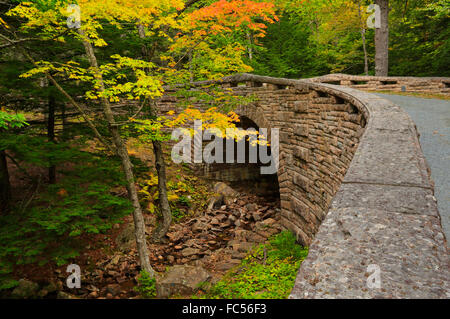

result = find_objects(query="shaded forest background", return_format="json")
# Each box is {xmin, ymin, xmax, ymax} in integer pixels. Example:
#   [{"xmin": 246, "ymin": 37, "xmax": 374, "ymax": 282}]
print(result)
[{"xmin": 248, "ymin": 0, "xmax": 449, "ymax": 78}]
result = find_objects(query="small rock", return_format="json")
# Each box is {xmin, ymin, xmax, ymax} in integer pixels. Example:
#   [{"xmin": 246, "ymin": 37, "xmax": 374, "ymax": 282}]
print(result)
[
  {"xmin": 216, "ymin": 214, "xmax": 227, "ymax": 221},
  {"xmin": 262, "ymin": 218, "xmax": 277, "ymax": 226},
  {"xmin": 106, "ymin": 284, "xmax": 121, "ymax": 296},
  {"xmin": 246, "ymin": 232, "xmax": 266, "ymax": 243},
  {"xmin": 88, "ymin": 291, "xmax": 98, "ymax": 298},
  {"xmin": 43, "ymin": 282, "xmax": 58, "ymax": 294},
  {"xmin": 37, "ymin": 289, "xmax": 49, "ymax": 298},
  {"xmin": 231, "ymin": 251, "xmax": 247, "ymax": 259},
  {"xmin": 167, "ymin": 255, "xmax": 175, "ymax": 263},
  {"xmin": 207, "ymin": 195, "xmax": 224, "ymax": 212},
  {"xmin": 252, "ymin": 212, "xmax": 262, "ymax": 221},
  {"xmin": 237, "ymin": 242, "xmax": 255, "ymax": 253},
  {"xmin": 110, "ymin": 255, "xmax": 121, "ymax": 266},
  {"xmin": 181, "ymin": 247, "xmax": 201, "ymax": 257},
  {"xmin": 192, "ymin": 221, "xmax": 208, "ymax": 232},
  {"xmin": 216, "ymin": 259, "xmax": 241, "ymax": 271},
  {"xmin": 167, "ymin": 231, "xmax": 184, "ymax": 242},
  {"xmin": 220, "ymin": 221, "xmax": 231, "ymax": 228},
  {"xmin": 57, "ymin": 291, "xmax": 78, "ymax": 299}
]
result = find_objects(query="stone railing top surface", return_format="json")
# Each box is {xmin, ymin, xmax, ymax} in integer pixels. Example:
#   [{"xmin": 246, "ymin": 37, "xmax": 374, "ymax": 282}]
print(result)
[{"xmin": 309, "ymin": 73, "xmax": 450, "ymax": 82}]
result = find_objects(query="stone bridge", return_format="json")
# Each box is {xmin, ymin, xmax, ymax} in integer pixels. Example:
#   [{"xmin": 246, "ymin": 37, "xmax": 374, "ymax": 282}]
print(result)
[{"xmin": 158, "ymin": 73, "xmax": 449, "ymax": 298}]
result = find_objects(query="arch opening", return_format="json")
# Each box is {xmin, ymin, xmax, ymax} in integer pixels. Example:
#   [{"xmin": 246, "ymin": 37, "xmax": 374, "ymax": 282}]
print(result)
[{"xmin": 201, "ymin": 116, "xmax": 280, "ymax": 200}]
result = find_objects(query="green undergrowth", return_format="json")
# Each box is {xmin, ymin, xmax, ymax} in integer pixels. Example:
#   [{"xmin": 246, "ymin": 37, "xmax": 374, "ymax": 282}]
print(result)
[
  {"xmin": 0, "ymin": 138, "xmax": 139, "ymax": 290},
  {"xmin": 196, "ymin": 231, "xmax": 309, "ymax": 299},
  {"xmin": 135, "ymin": 270, "xmax": 157, "ymax": 298},
  {"xmin": 138, "ymin": 171, "xmax": 211, "ymax": 223}
]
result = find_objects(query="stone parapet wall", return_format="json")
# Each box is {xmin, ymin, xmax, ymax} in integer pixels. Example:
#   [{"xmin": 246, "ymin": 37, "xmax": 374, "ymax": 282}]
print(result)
[{"xmin": 309, "ymin": 73, "xmax": 450, "ymax": 95}]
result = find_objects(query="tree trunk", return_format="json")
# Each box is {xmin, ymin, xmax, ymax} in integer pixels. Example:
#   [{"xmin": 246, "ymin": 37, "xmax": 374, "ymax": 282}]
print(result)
[
  {"xmin": 375, "ymin": 0, "xmax": 389, "ymax": 76},
  {"xmin": 137, "ymin": 23, "xmax": 173, "ymax": 242},
  {"xmin": 0, "ymin": 150, "xmax": 11, "ymax": 214},
  {"xmin": 48, "ymin": 91, "xmax": 56, "ymax": 184},
  {"xmin": 151, "ymin": 139, "xmax": 172, "ymax": 242},
  {"xmin": 61, "ymin": 102, "xmax": 67, "ymax": 139},
  {"xmin": 246, "ymin": 30, "xmax": 253, "ymax": 61},
  {"xmin": 78, "ymin": 29, "xmax": 155, "ymax": 277},
  {"xmin": 358, "ymin": 1, "xmax": 369, "ymax": 75}
]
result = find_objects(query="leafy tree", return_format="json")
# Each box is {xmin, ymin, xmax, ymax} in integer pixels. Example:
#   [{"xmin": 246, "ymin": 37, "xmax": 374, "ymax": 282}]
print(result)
[{"xmin": 1, "ymin": 0, "xmax": 276, "ymax": 277}]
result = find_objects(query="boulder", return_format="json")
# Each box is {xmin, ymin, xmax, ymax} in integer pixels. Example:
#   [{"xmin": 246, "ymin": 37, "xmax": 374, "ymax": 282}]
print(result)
[
  {"xmin": 11, "ymin": 279, "xmax": 39, "ymax": 299},
  {"xmin": 213, "ymin": 182, "xmax": 238, "ymax": 198},
  {"xmin": 156, "ymin": 265, "xmax": 211, "ymax": 298}
]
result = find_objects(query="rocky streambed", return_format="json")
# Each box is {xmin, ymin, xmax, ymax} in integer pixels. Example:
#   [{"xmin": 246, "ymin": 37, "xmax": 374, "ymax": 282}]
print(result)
[{"xmin": 9, "ymin": 182, "xmax": 283, "ymax": 299}]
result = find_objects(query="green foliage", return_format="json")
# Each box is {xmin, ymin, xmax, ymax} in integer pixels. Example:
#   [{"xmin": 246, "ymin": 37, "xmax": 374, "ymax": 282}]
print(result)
[
  {"xmin": 389, "ymin": 0, "xmax": 450, "ymax": 76},
  {"xmin": 0, "ymin": 110, "xmax": 28, "ymax": 130},
  {"xmin": 0, "ymin": 144, "xmax": 132, "ymax": 272},
  {"xmin": 134, "ymin": 270, "xmax": 156, "ymax": 299},
  {"xmin": 138, "ymin": 173, "xmax": 209, "ymax": 223},
  {"xmin": 198, "ymin": 231, "xmax": 308, "ymax": 299},
  {"xmin": 251, "ymin": 0, "xmax": 448, "ymax": 78},
  {"xmin": 250, "ymin": 14, "xmax": 325, "ymax": 78}
]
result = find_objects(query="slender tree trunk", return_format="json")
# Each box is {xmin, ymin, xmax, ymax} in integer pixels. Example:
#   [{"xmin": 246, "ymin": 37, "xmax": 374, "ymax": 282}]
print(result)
[
  {"xmin": 375, "ymin": 0, "xmax": 389, "ymax": 76},
  {"xmin": 137, "ymin": 24, "xmax": 172, "ymax": 242},
  {"xmin": 61, "ymin": 102, "xmax": 67, "ymax": 139},
  {"xmin": 189, "ymin": 51, "xmax": 194, "ymax": 83},
  {"xmin": 48, "ymin": 91, "xmax": 56, "ymax": 184},
  {"xmin": 358, "ymin": 0, "xmax": 369, "ymax": 75},
  {"xmin": 246, "ymin": 30, "xmax": 253, "ymax": 61},
  {"xmin": 151, "ymin": 139, "xmax": 172, "ymax": 242},
  {"xmin": 78, "ymin": 29, "xmax": 155, "ymax": 277},
  {"xmin": 0, "ymin": 149, "xmax": 11, "ymax": 214}
]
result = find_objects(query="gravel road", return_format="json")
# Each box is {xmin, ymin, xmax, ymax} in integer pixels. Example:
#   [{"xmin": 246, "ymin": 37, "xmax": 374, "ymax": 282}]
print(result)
[{"xmin": 376, "ymin": 94, "xmax": 450, "ymax": 241}]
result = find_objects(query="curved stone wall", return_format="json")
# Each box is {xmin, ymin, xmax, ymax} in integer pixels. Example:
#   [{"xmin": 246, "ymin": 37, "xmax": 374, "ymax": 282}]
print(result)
[
  {"xmin": 159, "ymin": 73, "xmax": 449, "ymax": 298},
  {"xmin": 309, "ymin": 73, "xmax": 450, "ymax": 95}
]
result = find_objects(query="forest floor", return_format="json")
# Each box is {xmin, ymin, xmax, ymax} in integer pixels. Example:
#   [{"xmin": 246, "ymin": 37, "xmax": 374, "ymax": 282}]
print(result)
[{"xmin": 1, "ymin": 135, "xmax": 307, "ymax": 299}]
